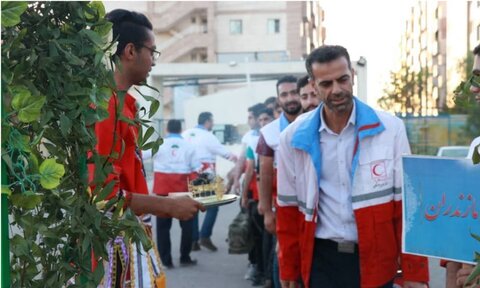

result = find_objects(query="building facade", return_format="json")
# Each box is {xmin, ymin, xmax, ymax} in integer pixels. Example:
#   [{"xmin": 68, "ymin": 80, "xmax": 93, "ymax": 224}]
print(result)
[
  {"xmin": 398, "ymin": 1, "xmax": 480, "ymax": 116},
  {"xmin": 103, "ymin": 1, "xmax": 326, "ymax": 122}
]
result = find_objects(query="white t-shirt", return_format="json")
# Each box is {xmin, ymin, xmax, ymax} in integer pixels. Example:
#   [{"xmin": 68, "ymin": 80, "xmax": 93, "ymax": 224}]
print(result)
[
  {"xmin": 152, "ymin": 135, "xmax": 201, "ymax": 174},
  {"xmin": 182, "ymin": 126, "xmax": 234, "ymax": 164},
  {"xmin": 241, "ymin": 129, "xmax": 260, "ymax": 160}
]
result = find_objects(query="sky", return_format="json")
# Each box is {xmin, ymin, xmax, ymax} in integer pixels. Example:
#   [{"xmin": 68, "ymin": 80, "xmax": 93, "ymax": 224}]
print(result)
[{"xmin": 321, "ymin": 0, "xmax": 414, "ymax": 107}]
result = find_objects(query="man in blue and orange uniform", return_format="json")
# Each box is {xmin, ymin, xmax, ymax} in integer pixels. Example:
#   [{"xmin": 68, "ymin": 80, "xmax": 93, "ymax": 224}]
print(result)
[
  {"xmin": 257, "ymin": 76, "xmax": 302, "ymax": 288},
  {"xmin": 276, "ymin": 45, "xmax": 429, "ymax": 288}
]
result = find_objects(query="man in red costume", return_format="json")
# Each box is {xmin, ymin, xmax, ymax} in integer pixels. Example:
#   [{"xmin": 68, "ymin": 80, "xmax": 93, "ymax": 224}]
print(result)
[{"xmin": 89, "ymin": 9, "xmax": 203, "ymax": 219}]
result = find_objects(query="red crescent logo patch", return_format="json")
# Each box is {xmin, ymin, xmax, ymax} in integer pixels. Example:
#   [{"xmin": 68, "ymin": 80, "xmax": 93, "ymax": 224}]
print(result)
[{"xmin": 370, "ymin": 161, "xmax": 387, "ymax": 181}]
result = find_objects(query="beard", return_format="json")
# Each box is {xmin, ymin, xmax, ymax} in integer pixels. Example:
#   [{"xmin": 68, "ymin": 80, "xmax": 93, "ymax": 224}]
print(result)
[
  {"xmin": 282, "ymin": 100, "xmax": 302, "ymax": 116},
  {"xmin": 324, "ymin": 91, "xmax": 353, "ymax": 113}
]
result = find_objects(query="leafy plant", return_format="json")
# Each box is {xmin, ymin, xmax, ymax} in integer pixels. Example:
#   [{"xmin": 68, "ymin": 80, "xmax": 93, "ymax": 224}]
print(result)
[
  {"xmin": 378, "ymin": 62, "xmax": 430, "ymax": 116},
  {"xmin": 2, "ymin": 2, "xmax": 161, "ymax": 287}
]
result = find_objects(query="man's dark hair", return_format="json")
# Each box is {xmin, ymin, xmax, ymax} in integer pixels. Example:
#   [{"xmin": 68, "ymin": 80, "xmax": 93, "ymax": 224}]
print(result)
[
  {"xmin": 198, "ymin": 112, "xmax": 213, "ymax": 125},
  {"xmin": 305, "ymin": 45, "xmax": 351, "ymax": 77},
  {"xmin": 167, "ymin": 119, "xmax": 182, "ymax": 134},
  {"xmin": 276, "ymin": 75, "xmax": 297, "ymax": 96},
  {"xmin": 297, "ymin": 75, "xmax": 310, "ymax": 94},
  {"xmin": 264, "ymin": 97, "xmax": 277, "ymax": 106},
  {"xmin": 106, "ymin": 9, "xmax": 153, "ymax": 57},
  {"xmin": 248, "ymin": 103, "xmax": 266, "ymax": 118},
  {"xmin": 474, "ymin": 44, "xmax": 480, "ymax": 56},
  {"xmin": 259, "ymin": 107, "xmax": 274, "ymax": 119}
]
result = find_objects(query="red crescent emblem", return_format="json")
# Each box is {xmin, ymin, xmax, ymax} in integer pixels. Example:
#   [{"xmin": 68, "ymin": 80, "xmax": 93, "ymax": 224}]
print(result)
[{"xmin": 372, "ymin": 163, "xmax": 384, "ymax": 177}]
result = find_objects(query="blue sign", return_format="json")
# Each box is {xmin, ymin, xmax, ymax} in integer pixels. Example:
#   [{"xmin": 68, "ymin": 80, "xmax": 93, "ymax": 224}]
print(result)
[{"xmin": 402, "ymin": 156, "xmax": 480, "ymax": 263}]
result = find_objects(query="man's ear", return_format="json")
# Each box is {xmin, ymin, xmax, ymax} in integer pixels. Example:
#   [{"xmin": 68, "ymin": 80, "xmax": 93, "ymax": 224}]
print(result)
[{"xmin": 123, "ymin": 43, "xmax": 137, "ymax": 60}]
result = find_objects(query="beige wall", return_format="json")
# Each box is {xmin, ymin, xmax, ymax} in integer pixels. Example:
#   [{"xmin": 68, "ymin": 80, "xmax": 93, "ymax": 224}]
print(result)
[
  {"xmin": 216, "ymin": 13, "xmax": 287, "ymax": 53},
  {"xmin": 103, "ymin": 1, "xmax": 148, "ymax": 13},
  {"xmin": 216, "ymin": 1, "xmax": 286, "ymax": 12}
]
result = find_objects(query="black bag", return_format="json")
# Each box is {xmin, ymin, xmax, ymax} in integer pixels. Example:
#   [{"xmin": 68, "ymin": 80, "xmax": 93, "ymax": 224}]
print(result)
[{"xmin": 228, "ymin": 210, "xmax": 253, "ymax": 254}]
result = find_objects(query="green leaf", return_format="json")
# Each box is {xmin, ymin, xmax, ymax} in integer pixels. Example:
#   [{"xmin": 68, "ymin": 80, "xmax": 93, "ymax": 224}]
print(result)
[
  {"xmin": 31, "ymin": 129, "xmax": 45, "ymax": 145},
  {"xmin": 10, "ymin": 130, "xmax": 31, "ymax": 152},
  {"xmin": 137, "ymin": 125, "xmax": 143, "ymax": 148},
  {"xmin": 1, "ymin": 185, "xmax": 12, "ymax": 196},
  {"xmin": 471, "ymin": 232, "xmax": 480, "ymax": 242},
  {"xmin": 60, "ymin": 114, "xmax": 72, "ymax": 137},
  {"xmin": 28, "ymin": 153, "xmax": 39, "ymax": 174},
  {"xmin": 141, "ymin": 141, "xmax": 156, "ymax": 151},
  {"xmin": 118, "ymin": 115, "xmax": 137, "ymax": 126},
  {"xmin": 88, "ymin": 1, "xmax": 106, "ymax": 18},
  {"xmin": 94, "ymin": 22, "xmax": 112, "ymax": 37},
  {"xmin": 112, "ymin": 198, "xmax": 124, "ymax": 219},
  {"xmin": 54, "ymin": 41, "xmax": 86, "ymax": 66},
  {"xmin": 39, "ymin": 159, "xmax": 65, "ymax": 189},
  {"xmin": 94, "ymin": 51, "xmax": 104, "ymax": 67},
  {"xmin": 151, "ymin": 137, "xmax": 163, "ymax": 155},
  {"xmin": 142, "ymin": 127, "xmax": 154, "ymax": 145},
  {"xmin": 465, "ymin": 263, "xmax": 480, "ymax": 286},
  {"xmin": 2, "ymin": 62, "xmax": 13, "ymax": 85},
  {"xmin": 1, "ymin": 1, "xmax": 28, "ymax": 27},
  {"xmin": 80, "ymin": 29, "xmax": 103, "ymax": 47},
  {"xmin": 149, "ymin": 99, "xmax": 160, "ymax": 118},
  {"xmin": 10, "ymin": 235, "xmax": 29, "ymax": 256},
  {"xmin": 81, "ymin": 235, "xmax": 91, "ymax": 254},
  {"xmin": 472, "ymin": 144, "xmax": 480, "ymax": 164},
  {"xmin": 49, "ymin": 41, "xmax": 59, "ymax": 57},
  {"xmin": 10, "ymin": 192, "xmax": 42, "ymax": 210},
  {"xmin": 94, "ymin": 180, "xmax": 115, "ymax": 203},
  {"xmin": 92, "ymin": 259, "xmax": 105, "ymax": 284},
  {"xmin": 11, "ymin": 86, "xmax": 46, "ymax": 123}
]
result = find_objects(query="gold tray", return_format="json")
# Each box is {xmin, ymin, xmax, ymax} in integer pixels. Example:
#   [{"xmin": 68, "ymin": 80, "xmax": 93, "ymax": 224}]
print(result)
[{"xmin": 195, "ymin": 194, "xmax": 239, "ymax": 208}]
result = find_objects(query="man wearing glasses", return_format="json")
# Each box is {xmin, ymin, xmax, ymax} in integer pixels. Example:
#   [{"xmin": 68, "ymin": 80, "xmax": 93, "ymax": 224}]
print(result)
[
  {"xmin": 92, "ymin": 8, "xmax": 200, "ymax": 221},
  {"xmin": 89, "ymin": 9, "xmax": 203, "ymax": 286},
  {"xmin": 138, "ymin": 43, "xmax": 161, "ymax": 61}
]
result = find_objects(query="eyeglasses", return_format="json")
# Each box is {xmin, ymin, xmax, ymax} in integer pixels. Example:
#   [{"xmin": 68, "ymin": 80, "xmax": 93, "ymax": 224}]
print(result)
[
  {"xmin": 468, "ymin": 74, "xmax": 480, "ymax": 88},
  {"xmin": 138, "ymin": 44, "xmax": 161, "ymax": 61}
]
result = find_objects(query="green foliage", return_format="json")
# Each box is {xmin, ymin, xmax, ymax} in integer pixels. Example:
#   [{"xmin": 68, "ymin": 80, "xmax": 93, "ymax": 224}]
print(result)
[
  {"xmin": 449, "ymin": 82, "xmax": 480, "ymax": 141},
  {"xmin": 465, "ymin": 233, "xmax": 480, "ymax": 286},
  {"xmin": 10, "ymin": 86, "xmax": 46, "ymax": 123},
  {"xmin": 378, "ymin": 63, "xmax": 429, "ymax": 116},
  {"xmin": 1, "ymin": 1, "xmax": 28, "ymax": 27},
  {"xmin": 473, "ymin": 146, "xmax": 480, "ymax": 164},
  {"xmin": 446, "ymin": 53, "xmax": 480, "ymax": 141},
  {"xmin": 38, "ymin": 159, "xmax": 65, "ymax": 189},
  {"xmin": 1, "ymin": 2, "xmax": 159, "ymax": 287}
]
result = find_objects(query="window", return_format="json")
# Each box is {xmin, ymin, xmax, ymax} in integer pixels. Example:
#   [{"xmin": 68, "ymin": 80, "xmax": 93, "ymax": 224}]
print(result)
[
  {"xmin": 230, "ymin": 19, "xmax": 242, "ymax": 35},
  {"xmin": 267, "ymin": 19, "xmax": 280, "ymax": 34}
]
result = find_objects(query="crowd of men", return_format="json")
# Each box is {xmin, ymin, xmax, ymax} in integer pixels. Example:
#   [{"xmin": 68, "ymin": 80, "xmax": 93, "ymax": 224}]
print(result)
[{"xmin": 92, "ymin": 7, "xmax": 480, "ymax": 288}]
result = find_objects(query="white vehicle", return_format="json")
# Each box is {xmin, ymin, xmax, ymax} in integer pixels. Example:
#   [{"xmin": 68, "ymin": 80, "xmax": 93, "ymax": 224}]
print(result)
[{"xmin": 436, "ymin": 146, "xmax": 470, "ymax": 158}]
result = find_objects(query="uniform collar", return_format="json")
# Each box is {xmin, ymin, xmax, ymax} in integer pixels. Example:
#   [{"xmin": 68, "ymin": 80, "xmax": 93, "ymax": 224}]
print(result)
[{"xmin": 319, "ymin": 100, "xmax": 356, "ymax": 134}]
